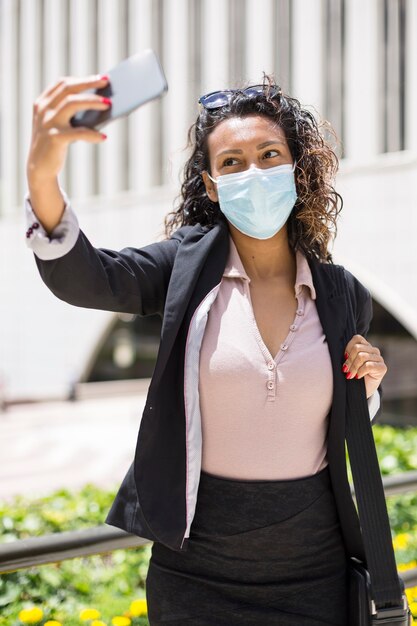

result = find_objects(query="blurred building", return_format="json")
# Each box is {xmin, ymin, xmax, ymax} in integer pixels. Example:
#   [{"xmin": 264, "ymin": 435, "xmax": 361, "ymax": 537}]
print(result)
[{"xmin": 0, "ymin": 0, "xmax": 415, "ymax": 424}]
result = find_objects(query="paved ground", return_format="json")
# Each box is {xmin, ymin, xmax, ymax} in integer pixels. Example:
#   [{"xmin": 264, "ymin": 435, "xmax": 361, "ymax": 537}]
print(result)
[{"xmin": 0, "ymin": 392, "xmax": 147, "ymax": 503}]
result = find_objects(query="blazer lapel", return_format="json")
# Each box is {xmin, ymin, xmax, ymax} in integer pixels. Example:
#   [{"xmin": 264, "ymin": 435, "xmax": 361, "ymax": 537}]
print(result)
[{"xmin": 152, "ymin": 218, "xmax": 229, "ymax": 388}]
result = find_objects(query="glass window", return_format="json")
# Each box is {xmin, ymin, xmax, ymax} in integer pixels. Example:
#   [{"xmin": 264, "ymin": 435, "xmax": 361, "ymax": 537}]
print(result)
[
  {"xmin": 323, "ymin": 0, "xmax": 345, "ymax": 159},
  {"xmin": 380, "ymin": 0, "xmax": 407, "ymax": 153}
]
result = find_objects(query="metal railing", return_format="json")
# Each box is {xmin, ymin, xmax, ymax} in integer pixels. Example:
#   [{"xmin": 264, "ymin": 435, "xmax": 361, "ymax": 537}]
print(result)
[
  {"xmin": 2, "ymin": 470, "xmax": 417, "ymax": 587},
  {"xmin": 0, "ymin": 525, "xmax": 147, "ymax": 574}
]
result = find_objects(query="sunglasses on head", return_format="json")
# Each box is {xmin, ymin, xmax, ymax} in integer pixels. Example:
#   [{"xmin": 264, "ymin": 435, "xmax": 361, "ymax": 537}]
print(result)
[{"xmin": 198, "ymin": 84, "xmax": 282, "ymax": 110}]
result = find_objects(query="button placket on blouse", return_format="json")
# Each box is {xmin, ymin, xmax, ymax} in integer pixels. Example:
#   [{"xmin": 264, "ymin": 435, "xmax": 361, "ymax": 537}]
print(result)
[
  {"xmin": 242, "ymin": 280, "xmax": 306, "ymax": 402},
  {"xmin": 273, "ymin": 291, "xmax": 304, "ymax": 367},
  {"xmin": 268, "ymin": 291, "xmax": 305, "ymax": 400},
  {"xmin": 266, "ymin": 360, "xmax": 276, "ymax": 400}
]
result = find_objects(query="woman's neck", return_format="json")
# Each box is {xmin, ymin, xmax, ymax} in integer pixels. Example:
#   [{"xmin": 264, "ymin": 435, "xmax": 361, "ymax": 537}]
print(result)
[{"xmin": 229, "ymin": 224, "xmax": 296, "ymax": 284}]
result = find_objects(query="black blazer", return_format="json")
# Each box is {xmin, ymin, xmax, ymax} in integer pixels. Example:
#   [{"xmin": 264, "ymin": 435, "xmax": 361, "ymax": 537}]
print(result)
[{"xmin": 34, "ymin": 216, "xmax": 382, "ymax": 560}]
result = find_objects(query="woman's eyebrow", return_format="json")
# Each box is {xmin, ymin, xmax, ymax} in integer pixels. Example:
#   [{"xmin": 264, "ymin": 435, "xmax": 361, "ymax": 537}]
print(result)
[
  {"xmin": 217, "ymin": 149, "xmax": 243, "ymax": 157},
  {"xmin": 216, "ymin": 140, "xmax": 285, "ymax": 158},
  {"xmin": 256, "ymin": 140, "xmax": 286, "ymax": 149}
]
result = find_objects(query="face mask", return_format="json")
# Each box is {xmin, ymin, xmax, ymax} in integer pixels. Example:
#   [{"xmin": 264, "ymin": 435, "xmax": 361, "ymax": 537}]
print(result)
[{"xmin": 208, "ymin": 162, "xmax": 297, "ymax": 239}]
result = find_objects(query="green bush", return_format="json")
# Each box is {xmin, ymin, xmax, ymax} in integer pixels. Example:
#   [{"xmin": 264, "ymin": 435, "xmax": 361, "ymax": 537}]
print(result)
[
  {"xmin": 0, "ymin": 484, "xmax": 150, "ymax": 626},
  {"xmin": 346, "ymin": 424, "xmax": 417, "ymax": 563}
]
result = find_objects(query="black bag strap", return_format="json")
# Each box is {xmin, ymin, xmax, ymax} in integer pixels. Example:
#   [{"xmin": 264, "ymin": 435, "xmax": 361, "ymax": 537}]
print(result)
[{"xmin": 332, "ymin": 264, "xmax": 404, "ymax": 610}]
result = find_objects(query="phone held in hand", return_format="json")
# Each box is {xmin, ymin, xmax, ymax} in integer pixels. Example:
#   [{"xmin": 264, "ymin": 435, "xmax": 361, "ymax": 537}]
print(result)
[{"xmin": 69, "ymin": 48, "xmax": 168, "ymax": 131}]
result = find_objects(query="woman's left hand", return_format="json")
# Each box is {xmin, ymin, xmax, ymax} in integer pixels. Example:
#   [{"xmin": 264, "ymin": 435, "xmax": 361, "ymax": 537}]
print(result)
[{"xmin": 343, "ymin": 334, "xmax": 387, "ymax": 399}]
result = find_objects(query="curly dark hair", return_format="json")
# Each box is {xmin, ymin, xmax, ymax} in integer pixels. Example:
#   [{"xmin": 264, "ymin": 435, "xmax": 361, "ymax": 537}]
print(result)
[{"xmin": 164, "ymin": 75, "xmax": 343, "ymax": 263}]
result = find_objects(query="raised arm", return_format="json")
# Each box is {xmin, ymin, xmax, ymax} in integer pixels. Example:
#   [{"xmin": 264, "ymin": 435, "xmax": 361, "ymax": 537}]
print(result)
[
  {"xmin": 25, "ymin": 186, "xmax": 187, "ymax": 315},
  {"xmin": 26, "ymin": 73, "xmax": 112, "ymax": 232},
  {"xmin": 25, "ymin": 73, "xmax": 189, "ymax": 316}
]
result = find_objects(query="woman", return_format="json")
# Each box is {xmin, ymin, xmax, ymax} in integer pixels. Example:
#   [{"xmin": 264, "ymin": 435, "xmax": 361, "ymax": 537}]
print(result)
[{"xmin": 25, "ymin": 75, "xmax": 387, "ymax": 625}]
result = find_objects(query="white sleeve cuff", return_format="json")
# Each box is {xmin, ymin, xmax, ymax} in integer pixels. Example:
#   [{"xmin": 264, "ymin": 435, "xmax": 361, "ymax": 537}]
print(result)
[
  {"xmin": 24, "ymin": 185, "xmax": 80, "ymax": 260},
  {"xmin": 368, "ymin": 389, "xmax": 381, "ymax": 422}
]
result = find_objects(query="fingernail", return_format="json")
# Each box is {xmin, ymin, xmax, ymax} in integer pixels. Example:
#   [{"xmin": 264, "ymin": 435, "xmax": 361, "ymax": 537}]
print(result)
[
  {"xmin": 342, "ymin": 364, "xmax": 349, "ymax": 372},
  {"xmin": 346, "ymin": 372, "xmax": 353, "ymax": 379},
  {"xmin": 101, "ymin": 133, "xmax": 107, "ymax": 140},
  {"xmin": 355, "ymin": 374, "xmax": 359, "ymax": 379},
  {"xmin": 100, "ymin": 74, "xmax": 110, "ymax": 82},
  {"xmin": 101, "ymin": 97, "xmax": 112, "ymax": 105},
  {"xmin": 344, "ymin": 352, "xmax": 349, "ymax": 360}
]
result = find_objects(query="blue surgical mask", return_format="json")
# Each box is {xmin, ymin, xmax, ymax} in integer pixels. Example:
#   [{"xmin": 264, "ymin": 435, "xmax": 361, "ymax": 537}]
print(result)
[{"xmin": 208, "ymin": 162, "xmax": 297, "ymax": 239}]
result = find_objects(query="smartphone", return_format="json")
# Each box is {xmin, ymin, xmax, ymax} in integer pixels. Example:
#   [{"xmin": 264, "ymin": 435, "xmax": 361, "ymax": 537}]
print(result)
[{"xmin": 69, "ymin": 48, "xmax": 168, "ymax": 131}]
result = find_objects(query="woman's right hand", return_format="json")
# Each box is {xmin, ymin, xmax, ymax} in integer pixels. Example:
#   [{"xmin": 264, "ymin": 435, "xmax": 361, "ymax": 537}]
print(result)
[{"xmin": 26, "ymin": 74, "xmax": 111, "ymax": 183}]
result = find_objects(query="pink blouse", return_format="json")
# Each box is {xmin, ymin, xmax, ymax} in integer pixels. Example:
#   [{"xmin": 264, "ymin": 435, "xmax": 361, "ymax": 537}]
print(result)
[{"xmin": 198, "ymin": 235, "xmax": 334, "ymax": 480}]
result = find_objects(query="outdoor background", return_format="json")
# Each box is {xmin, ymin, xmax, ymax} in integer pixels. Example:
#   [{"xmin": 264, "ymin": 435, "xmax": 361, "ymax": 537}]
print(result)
[{"xmin": 0, "ymin": 1, "xmax": 416, "ymax": 624}]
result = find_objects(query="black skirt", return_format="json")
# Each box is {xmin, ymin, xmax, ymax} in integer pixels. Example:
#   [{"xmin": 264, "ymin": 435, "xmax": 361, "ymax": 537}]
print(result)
[{"xmin": 146, "ymin": 464, "xmax": 349, "ymax": 625}]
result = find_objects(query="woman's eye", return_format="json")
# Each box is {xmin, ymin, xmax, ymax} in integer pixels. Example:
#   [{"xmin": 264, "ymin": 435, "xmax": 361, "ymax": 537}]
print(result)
[
  {"xmin": 222, "ymin": 157, "xmax": 239, "ymax": 167},
  {"xmin": 263, "ymin": 149, "xmax": 280, "ymax": 159}
]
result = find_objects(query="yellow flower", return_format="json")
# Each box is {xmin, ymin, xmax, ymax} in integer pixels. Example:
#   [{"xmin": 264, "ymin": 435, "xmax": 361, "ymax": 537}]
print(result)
[
  {"xmin": 399, "ymin": 562, "xmax": 417, "ymax": 572},
  {"xmin": 393, "ymin": 533, "xmax": 411, "ymax": 550},
  {"xmin": 45, "ymin": 621, "xmax": 63, "ymax": 626},
  {"xmin": 91, "ymin": 621, "xmax": 107, "ymax": 626},
  {"xmin": 406, "ymin": 588, "xmax": 417, "ymax": 604},
  {"xmin": 410, "ymin": 601, "xmax": 417, "ymax": 616},
  {"xmin": 129, "ymin": 598, "xmax": 147, "ymax": 616},
  {"xmin": 80, "ymin": 608, "xmax": 101, "ymax": 620},
  {"xmin": 18, "ymin": 607, "xmax": 44, "ymax": 623},
  {"xmin": 111, "ymin": 617, "xmax": 131, "ymax": 626}
]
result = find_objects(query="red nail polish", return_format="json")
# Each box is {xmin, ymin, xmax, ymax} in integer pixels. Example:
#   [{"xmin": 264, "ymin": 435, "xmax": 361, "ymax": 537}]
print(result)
[
  {"xmin": 100, "ymin": 74, "xmax": 110, "ymax": 82},
  {"xmin": 345, "ymin": 371, "xmax": 351, "ymax": 379},
  {"xmin": 101, "ymin": 97, "xmax": 112, "ymax": 105},
  {"xmin": 355, "ymin": 374, "xmax": 358, "ymax": 379},
  {"xmin": 101, "ymin": 133, "xmax": 107, "ymax": 140},
  {"xmin": 344, "ymin": 352, "xmax": 349, "ymax": 360},
  {"xmin": 342, "ymin": 364, "xmax": 348, "ymax": 372}
]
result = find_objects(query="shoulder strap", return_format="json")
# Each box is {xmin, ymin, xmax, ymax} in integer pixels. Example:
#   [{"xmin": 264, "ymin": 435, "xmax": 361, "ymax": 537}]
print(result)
[{"xmin": 328, "ymin": 263, "xmax": 405, "ymax": 611}]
